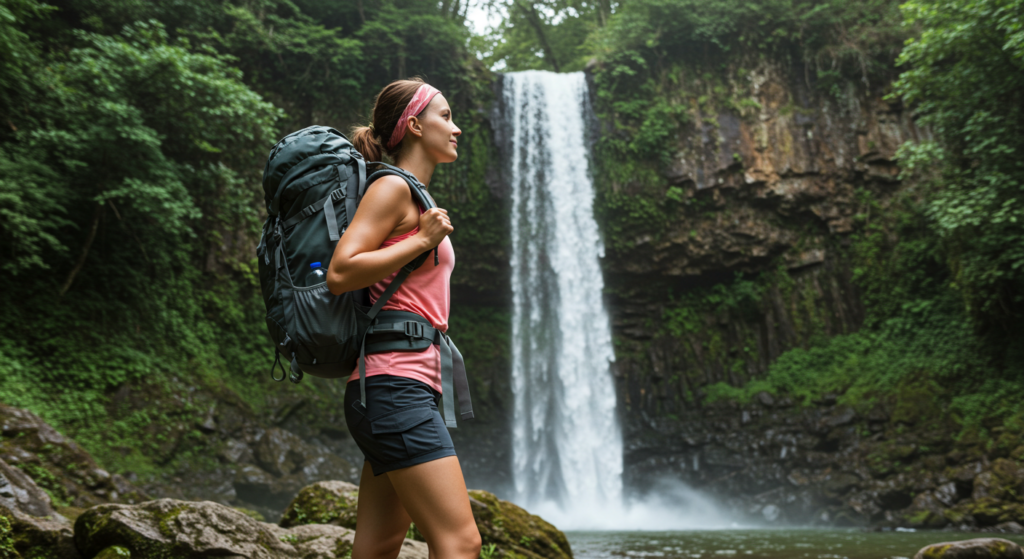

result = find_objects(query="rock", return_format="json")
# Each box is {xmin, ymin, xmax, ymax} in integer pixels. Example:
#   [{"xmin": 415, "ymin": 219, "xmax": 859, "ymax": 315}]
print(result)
[
  {"xmin": 755, "ymin": 391, "xmax": 775, "ymax": 407},
  {"xmin": 74, "ymin": 498, "xmax": 428, "ymax": 559},
  {"xmin": 913, "ymin": 538, "xmax": 1024, "ymax": 559},
  {"xmin": 0, "ymin": 457, "xmax": 79, "ymax": 558},
  {"xmin": 233, "ymin": 464, "xmax": 302, "ymax": 511},
  {"xmin": 957, "ymin": 497, "xmax": 1024, "ymax": 527},
  {"xmin": 935, "ymin": 482, "xmax": 960, "ymax": 507},
  {"xmin": 279, "ymin": 484, "xmax": 567, "ymax": 558},
  {"xmin": 234, "ymin": 429, "xmax": 353, "ymax": 511},
  {"xmin": 280, "ymin": 480, "xmax": 359, "ymax": 529},
  {"xmin": 904, "ymin": 491, "xmax": 949, "ymax": 528},
  {"xmin": 0, "ymin": 404, "xmax": 147, "ymax": 508},
  {"xmin": 988, "ymin": 522, "xmax": 1024, "ymax": 534},
  {"xmin": 0, "ymin": 459, "xmax": 54, "ymax": 519},
  {"xmin": 93, "ymin": 546, "xmax": 130, "ymax": 559},
  {"xmin": 469, "ymin": 489, "xmax": 571, "ymax": 559},
  {"xmin": 762, "ymin": 504, "xmax": 781, "ymax": 522},
  {"xmin": 256, "ymin": 428, "xmax": 307, "ymax": 476}
]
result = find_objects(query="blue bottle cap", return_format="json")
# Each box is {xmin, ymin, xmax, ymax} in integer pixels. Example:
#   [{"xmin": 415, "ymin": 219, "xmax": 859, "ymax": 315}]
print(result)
[{"xmin": 310, "ymin": 262, "xmax": 322, "ymax": 269}]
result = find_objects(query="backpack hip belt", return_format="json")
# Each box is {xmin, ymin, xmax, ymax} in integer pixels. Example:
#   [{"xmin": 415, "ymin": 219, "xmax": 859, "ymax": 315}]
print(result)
[{"xmin": 360, "ymin": 310, "xmax": 474, "ymax": 428}]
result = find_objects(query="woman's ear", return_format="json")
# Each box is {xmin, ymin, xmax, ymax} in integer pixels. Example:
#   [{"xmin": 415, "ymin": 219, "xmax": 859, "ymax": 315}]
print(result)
[{"xmin": 406, "ymin": 116, "xmax": 424, "ymax": 139}]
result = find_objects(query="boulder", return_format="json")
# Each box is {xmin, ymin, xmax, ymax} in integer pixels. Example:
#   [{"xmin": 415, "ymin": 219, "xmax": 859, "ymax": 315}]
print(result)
[
  {"xmin": 280, "ymin": 484, "xmax": 571, "ymax": 558},
  {"xmin": 280, "ymin": 480, "xmax": 359, "ymax": 529},
  {"xmin": 0, "ymin": 404, "xmax": 147, "ymax": 509},
  {"xmin": 92, "ymin": 547, "xmax": 130, "ymax": 559},
  {"xmin": 73, "ymin": 498, "xmax": 428, "ymax": 559},
  {"xmin": 904, "ymin": 490, "xmax": 949, "ymax": 528},
  {"xmin": 233, "ymin": 430, "xmax": 353, "ymax": 511},
  {"xmin": 913, "ymin": 538, "xmax": 1024, "ymax": 559},
  {"xmin": 469, "ymin": 489, "xmax": 572, "ymax": 559},
  {"xmin": 0, "ymin": 458, "xmax": 79, "ymax": 559}
]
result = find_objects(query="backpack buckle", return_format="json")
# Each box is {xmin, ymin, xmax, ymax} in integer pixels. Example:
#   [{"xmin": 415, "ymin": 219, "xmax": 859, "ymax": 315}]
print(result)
[{"xmin": 404, "ymin": 321, "xmax": 425, "ymax": 339}]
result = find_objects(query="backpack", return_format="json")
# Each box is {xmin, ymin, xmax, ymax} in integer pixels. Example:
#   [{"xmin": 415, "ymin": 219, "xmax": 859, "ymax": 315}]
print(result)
[{"xmin": 256, "ymin": 125, "xmax": 473, "ymax": 427}]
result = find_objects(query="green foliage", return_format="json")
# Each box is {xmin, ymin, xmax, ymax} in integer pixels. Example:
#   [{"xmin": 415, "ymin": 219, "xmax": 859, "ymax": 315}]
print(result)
[
  {"xmin": 480, "ymin": 543, "xmax": 498, "ymax": 559},
  {"xmin": 0, "ymin": 0, "xmax": 500, "ymax": 478},
  {"xmin": 892, "ymin": 0, "xmax": 1024, "ymax": 324},
  {"xmin": 0, "ymin": 514, "xmax": 16, "ymax": 559},
  {"xmin": 705, "ymin": 191, "xmax": 1024, "ymax": 431}
]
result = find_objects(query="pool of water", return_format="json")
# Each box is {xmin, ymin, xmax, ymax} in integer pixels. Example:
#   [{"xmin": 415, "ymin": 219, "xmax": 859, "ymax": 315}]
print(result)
[{"xmin": 566, "ymin": 529, "xmax": 1024, "ymax": 559}]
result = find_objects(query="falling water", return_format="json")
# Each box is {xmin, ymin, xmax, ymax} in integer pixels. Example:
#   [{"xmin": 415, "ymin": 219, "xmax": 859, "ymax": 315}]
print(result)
[{"xmin": 502, "ymin": 71, "xmax": 623, "ymax": 519}]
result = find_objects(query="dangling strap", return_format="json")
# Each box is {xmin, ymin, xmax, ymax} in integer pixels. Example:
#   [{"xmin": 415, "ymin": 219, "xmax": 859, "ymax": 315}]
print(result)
[{"xmin": 435, "ymin": 331, "xmax": 473, "ymax": 427}]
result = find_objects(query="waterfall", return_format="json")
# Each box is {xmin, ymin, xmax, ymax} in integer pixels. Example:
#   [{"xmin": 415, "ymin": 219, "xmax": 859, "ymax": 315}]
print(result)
[{"xmin": 502, "ymin": 71, "xmax": 623, "ymax": 517}]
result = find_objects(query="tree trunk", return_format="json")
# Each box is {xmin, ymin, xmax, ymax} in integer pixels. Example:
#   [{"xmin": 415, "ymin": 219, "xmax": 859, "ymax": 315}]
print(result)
[
  {"xmin": 517, "ymin": 1, "xmax": 561, "ymax": 72},
  {"xmin": 59, "ymin": 202, "xmax": 103, "ymax": 297}
]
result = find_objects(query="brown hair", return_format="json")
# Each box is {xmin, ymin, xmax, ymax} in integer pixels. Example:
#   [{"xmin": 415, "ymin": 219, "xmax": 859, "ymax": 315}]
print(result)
[{"xmin": 351, "ymin": 77, "xmax": 428, "ymax": 162}]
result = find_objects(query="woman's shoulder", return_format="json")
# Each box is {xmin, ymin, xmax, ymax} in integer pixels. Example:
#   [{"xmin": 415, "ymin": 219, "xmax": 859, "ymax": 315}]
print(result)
[{"xmin": 362, "ymin": 174, "xmax": 414, "ymax": 207}]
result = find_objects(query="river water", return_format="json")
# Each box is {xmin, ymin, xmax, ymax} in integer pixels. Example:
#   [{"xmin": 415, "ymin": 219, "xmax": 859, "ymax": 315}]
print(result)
[{"xmin": 567, "ymin": 529, "xmax": 1024, "ymax": 559}]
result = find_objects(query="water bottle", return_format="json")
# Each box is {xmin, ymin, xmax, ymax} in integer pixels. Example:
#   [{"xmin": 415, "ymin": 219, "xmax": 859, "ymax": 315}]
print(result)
[{"xmin": 306, "ymin": 262, "xmax": 326, "ymax": 286}]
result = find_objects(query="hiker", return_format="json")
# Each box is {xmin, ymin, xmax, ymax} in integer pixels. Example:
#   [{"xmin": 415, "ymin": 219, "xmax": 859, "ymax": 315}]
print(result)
[{"xmin": 325, "ymin": 78, "xmax": 482, "ymax": 559}]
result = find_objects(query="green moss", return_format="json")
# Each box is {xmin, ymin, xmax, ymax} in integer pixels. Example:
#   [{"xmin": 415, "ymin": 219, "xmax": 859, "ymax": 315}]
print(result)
[
  {"xmin": 468, "ymin": 490, "xmax": 571, "ymax": 559},
  {"xmin": 280, "ymin": 484, "xmax": 359, "ymax": 530},
  {"xmin": 0, "ymin": 515, "xmax": 19, "ymax": 559},
  {"xmin": 155, "ymin": 504, "xmax": 187, "ymax": 540},
  {"xmin": 231, "ymin": 507, "xmax": 265, "ymax": 522},
  {"xmin": 334, "ymin": 539, "xmax": 353, "ymax": 558},
  {"xmin": 93, "ymin": 547, "xmax": 131, "ymax": 559}
]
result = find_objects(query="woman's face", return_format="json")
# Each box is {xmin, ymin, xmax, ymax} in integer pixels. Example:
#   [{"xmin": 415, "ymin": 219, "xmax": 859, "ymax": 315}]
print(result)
[{"xmin": 410, "ymin": 94, "xmax": 461, "ymax": 163}]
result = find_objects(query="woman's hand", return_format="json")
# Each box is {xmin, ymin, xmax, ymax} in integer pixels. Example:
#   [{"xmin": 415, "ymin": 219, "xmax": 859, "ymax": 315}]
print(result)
[{"xmin": 416, "ymin": 208, "xmax": 453, "ymax": 248}]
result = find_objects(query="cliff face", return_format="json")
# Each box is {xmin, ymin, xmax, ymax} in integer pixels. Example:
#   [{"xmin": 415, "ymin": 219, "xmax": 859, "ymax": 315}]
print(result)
[
  {"xmin": 601, "ymin": 62, "xmax": 927, "ymax": 407},
  {"xmin": 584, "ymin": 61, "xmax": 1022, "ymax": 525}
]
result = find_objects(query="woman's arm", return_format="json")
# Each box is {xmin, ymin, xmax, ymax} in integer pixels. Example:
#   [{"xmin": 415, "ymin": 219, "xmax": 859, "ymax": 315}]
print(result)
[{"xmin": 325, "ymin": 175, "xmax": 452, "ymax": 295}]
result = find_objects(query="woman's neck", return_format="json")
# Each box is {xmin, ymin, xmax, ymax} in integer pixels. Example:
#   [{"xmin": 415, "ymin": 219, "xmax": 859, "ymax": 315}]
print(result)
[{"xmin": 394, "ymin": 150, "xmax": 436, "ymax": 188}]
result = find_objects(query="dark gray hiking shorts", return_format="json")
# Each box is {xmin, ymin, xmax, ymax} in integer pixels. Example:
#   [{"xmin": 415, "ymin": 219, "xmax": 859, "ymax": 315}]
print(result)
[{"xmin": 344, "ymin": 375, "xmax": 456, "ymax": 476}]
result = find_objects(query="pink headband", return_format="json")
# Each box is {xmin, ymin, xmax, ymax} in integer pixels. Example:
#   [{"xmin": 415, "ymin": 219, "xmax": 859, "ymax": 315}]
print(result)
[{"xmin": 387, "ymin": 84, "xmax": 441, "ymax": 149}]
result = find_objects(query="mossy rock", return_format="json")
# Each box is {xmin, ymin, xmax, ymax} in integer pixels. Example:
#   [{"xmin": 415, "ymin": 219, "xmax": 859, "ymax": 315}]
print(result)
[
  {"xmin": 73, "ymin": 499, "xmax": 294, "ymax": 558},
  {"xmin": 990, "ymin": 459, "xmax": 1024, "ymax": 500},
  {"xmin": 232, "ymin": 507, "xmax": 266, "ymax": 522},
  {"xmin": 0, "ymin": 504, "xmax": 77, "ymax": 559},
  {"xmin": 468, "ymin": 490, "xmax": 571, "ymax": 559},
  {"xmin": 279, "ymin": 481, "xmax": 359, "ymax": 529},
  {"xmin": 93, "ymin": 547, "xmax": 130, "ymax": 559},
  {"xmin": 956, "ymin": 497, "xmax": 1024, "ymax": 527},
  {"xmin": 913, "ymin": 538, "xmax": 1024, "ymax": 559}
]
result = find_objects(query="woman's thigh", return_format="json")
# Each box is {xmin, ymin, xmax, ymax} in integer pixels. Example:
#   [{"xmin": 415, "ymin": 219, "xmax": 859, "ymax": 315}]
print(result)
[
  {"xmin": 387, "ymin": 456, "xmax": 481, "ymax": 557},
  {"xmin": 352, "ymin": 461, "xmax": 412, "ymax": 559}
]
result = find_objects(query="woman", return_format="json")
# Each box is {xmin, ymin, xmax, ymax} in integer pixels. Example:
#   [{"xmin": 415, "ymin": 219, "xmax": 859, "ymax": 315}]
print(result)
[{"xmin": 325, "ymin": 78, "xmax": 482, "ymax": 559}]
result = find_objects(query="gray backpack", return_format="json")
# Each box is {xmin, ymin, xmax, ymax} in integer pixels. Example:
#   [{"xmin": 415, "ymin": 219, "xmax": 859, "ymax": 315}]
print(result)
[{"xmin": 256, "ymin": 126, "xmax": 473, "ymax": 427}]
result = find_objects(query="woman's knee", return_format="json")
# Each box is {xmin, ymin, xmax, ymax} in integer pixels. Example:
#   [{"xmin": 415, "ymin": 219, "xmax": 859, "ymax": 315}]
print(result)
[
  {"xmin": 423, "ymin": 523, "xmax": 481, "ymax": 559},
  {"xmin": 465, "ymin": 525, "xmax": 483, "ymax": 556},
  {"xmin": 454, "ymin": 523, "xmax": 482, "ymax": 557}
]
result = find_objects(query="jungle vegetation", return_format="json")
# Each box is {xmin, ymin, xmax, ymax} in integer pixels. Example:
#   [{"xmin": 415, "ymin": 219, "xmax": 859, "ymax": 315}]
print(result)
[{"xmin": 1, "ymin": 0, "xmax": 1022, "ymax": 474}]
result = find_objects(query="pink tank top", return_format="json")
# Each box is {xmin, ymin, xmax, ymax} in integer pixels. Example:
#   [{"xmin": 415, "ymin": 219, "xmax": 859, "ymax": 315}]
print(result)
[{"xmin": 347, "ymin": 229, "xmax": 454, "ymax": 392}]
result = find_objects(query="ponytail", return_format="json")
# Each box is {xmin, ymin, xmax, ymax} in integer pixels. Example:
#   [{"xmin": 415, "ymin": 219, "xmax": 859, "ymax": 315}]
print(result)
[
  {"xmin": 353, "ymin": 77, "xmax": 429, "ymax": 163},
  {"xmin": 350, "ymin": 125, "xmax": 383, "ymax": 162}
]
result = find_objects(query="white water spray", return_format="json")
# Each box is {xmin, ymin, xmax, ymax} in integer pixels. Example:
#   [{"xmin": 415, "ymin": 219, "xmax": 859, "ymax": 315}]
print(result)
[{"xmin": 504, "ymin": 70, "xmax": 622, "ymax": 517}]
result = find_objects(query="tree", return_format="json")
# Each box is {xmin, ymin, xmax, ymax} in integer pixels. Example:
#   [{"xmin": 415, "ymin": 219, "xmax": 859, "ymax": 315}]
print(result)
[{"xmin": 893, "ymin": 0, "xmax": 1024, "ymax": 326}]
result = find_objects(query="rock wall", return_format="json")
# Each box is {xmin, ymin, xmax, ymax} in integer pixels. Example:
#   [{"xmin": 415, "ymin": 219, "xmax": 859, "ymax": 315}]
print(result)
[
  {"xmin": 582, "ymin": 60, "xmax": 1008, "ymax": 525},
  {"xmin": 625, "ymin": 393, "xmax": 1024, "ymax": 530}
]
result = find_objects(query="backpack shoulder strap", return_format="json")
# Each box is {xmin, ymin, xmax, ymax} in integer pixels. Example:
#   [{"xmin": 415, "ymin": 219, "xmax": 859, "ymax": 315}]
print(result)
[
  {"xmin": 361, "ymin": 163, "xmax": 437, "ymax": 321},
  {"xmin": 365, "ymin": 163, "xmax": 437, "ymax": 214}
]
